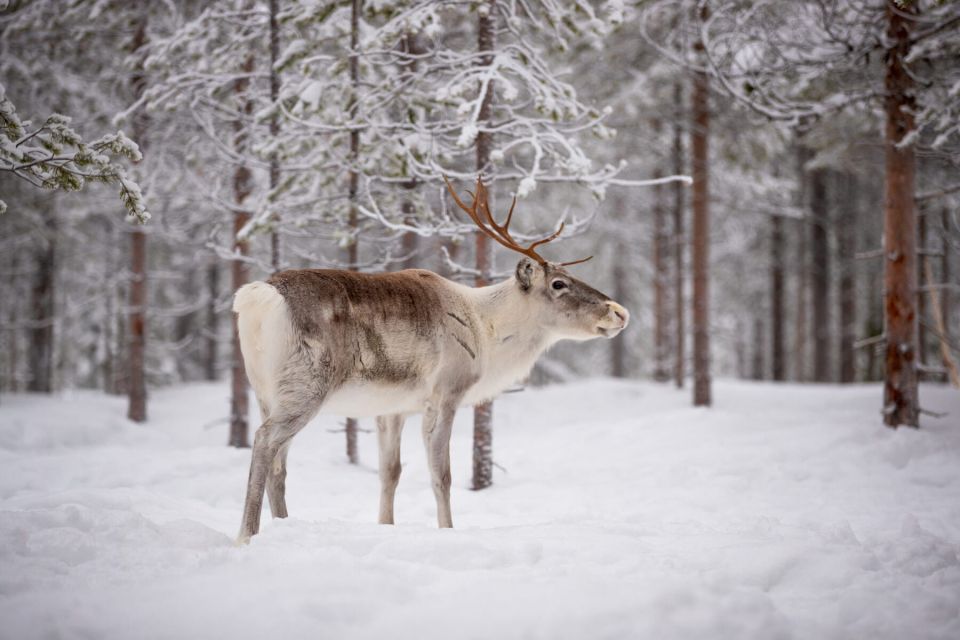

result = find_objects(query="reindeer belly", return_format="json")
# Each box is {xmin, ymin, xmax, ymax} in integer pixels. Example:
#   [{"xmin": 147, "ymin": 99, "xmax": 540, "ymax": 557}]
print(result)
[{"xmin": 321, "ymin": 381, "xmax": 428, "ymax": 417}]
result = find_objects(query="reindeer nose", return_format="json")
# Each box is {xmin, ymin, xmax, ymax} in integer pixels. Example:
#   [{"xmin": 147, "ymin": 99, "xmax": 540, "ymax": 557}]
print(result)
[{"xmin": 608, "ymin": 301, "xmax": 629, "ymax": 328}]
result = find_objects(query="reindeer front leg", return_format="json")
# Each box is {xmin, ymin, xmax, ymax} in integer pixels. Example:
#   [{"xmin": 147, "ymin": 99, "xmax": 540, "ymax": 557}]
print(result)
[
  {"xmin": 376, "ymin": 414, "xmax": 405, "ymax": 525},
  {"xmin": 421, "ymin": 396, "xmax": 460, "ymax": 528}
]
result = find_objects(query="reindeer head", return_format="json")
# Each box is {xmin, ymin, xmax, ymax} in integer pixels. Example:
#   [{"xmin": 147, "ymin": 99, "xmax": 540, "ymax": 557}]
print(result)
[{"xmin": 445, "ymin": 176, "xmax": 630, "ymax": 342}]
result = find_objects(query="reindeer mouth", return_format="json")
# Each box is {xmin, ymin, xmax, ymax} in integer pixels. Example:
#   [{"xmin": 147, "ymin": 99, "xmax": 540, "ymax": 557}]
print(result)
[{"xmin": 597, "ymin": 324, "xmax": 625, "ymax": 338}]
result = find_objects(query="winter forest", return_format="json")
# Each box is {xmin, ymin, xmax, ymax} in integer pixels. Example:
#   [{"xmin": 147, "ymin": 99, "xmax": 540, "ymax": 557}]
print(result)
[{"xmin": 2, "ymin": 1, "xmax": 960, "ymax": 638}]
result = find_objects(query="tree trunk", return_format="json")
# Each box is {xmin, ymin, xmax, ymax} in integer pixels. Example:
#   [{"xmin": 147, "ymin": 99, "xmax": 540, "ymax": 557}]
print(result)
[
  {"xmin": 611, "ymin": 213, "xmax": 627, "ymax": 378},
  {"xmin": 28, "ymin": 209, "xmax": 56, "ymax": 393},
  {"xmin": 793, "ymin": 144, "xmax": 810, "ymax": 381},
  {"xmin": 942, "ymin": 206, "xmax": 951, "ymax": 350},
  {"xmin": 838, "ymin": 174, "xmax": 857, "ymax": 383},
  {"xmin": 917, "ymin": 209, "xmax": 928, "ymax": 375},
  {"xmin": 882, "ymin": 2, "xmax": 919, "ymax": 428},
  {"xmin": 127, "ymin": 229, "xmax": 147, "ymax": 422},
  {"xmin": 127, "ymin": 19, "xmax": 149, "ymax": 422},
  {"xmin": 229, "ymin": 55, "xmax": 255, "ymax": 449},
  {"xmin": 770, "ymin": 214, "xmax": 785, "ymax": 381},
  {"xmin": 472, "ymin": 0, "xmax": 497, "ymax": 491},
  {"xmin": 268, "ymin": 0, "xmax": 281, "ymax": 269},
  {"xmin": 398, "ymin": 33, "xmax": 424, "ymax": 271},
  {"xmin": 691, "ymin": 5, "xmax": 711, "ymax": 406},
  {"xmin": 400, "ymin": 181, "xmax": 420, "ymax": 270},
  {"xmin": 671, "ymin": 81, "xmax": 685, "ymax": 389},
  {"xmin": 343, "ymin": 0, "xmax": 364, "ymax": 464},
  {"xmin": 653, "ymin": 162, "xmax": 669, "ymax": 382},
  {"xmin": 751, "ymin": 315, "xmax": 764, "ymax": 380},
  {"xmin": 205, "ymin": 260, "xmax": 219, "ymax": 381},
  {"xmin": 230, "ymin": 209, "xmax": 250, "ymax": 448},
  {"xmin": 810, "ymin": 168, "xmax": 830, "ymax": 382}
]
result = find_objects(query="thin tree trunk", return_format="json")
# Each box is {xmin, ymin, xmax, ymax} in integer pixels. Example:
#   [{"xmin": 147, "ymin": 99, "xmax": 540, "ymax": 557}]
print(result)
[
  {"xmin": 671, "ymin": 81, "xmax": 685, "ymax": 388},
  {"xmin": 400, "ymin": 181, "xmax": 420, "ymax": 270},
  {"xmin": 127, "ymin": 228, "xmax": 147, "ymax": 422},
  {"xmin": 127, "ymin": 19, "xmax": 149, "ymax": 422},
  {"xmin": 882, "ymin": 2, "xmax": 919, "ymax": 428},
  {"xmin": 399, "ymin": 32, "xmax": 423, "ymax": 271},
  {"xmin": 810, "ymin": 168, "xmax": 830, "ymax": 382},
  {"xmin": 942, "ymin": 206, "xmax": 951, "ymax": 350},
  {"xmin": 770, "ymin": 214, "xmax": 785, "ymax": 381},
  {"xmin": 611, "ymin": 215, "xmax": 627, "ymax": 378},
  {"xmin": 269, "ymin": 0, "xmax": 281, "ymax": 269},
  {"xmin": 229, "ymin": 55, "xmax": 255, "ymax": 449},
  {"xmin": 653, "ymin": 162, "xmax": 669, "ymax": 382},
  {"xmin": 28, "ymin": 209, "xmax": 55, "ymax": 393},
  {"xmin": 205, "ymin": 260, "xmax": 219, "ymax": 381},
  {"xmin": 751, "ymin": 315, "xmax": 764, "ymax": 380},
  {"xmin": 793, "ymin": 145, "xmax": 810, "ymax": 381},
  {"xmin": 343, "ymin": 0, "xmax": 364, "ymax": 465},
  {"xmin": 472, "ymin": 0, "xmax": 497, "ymax": 491},
  {"xmin": 917, "ymin": 209, "xmax": 928, "ymax": 374},
  {"xmin": 691, "ymin": 4, "xmax": 711, "ymax": 406},
  {"xmin": 838, "ymin": 174, "xmax": 857, "ymax": 383}
]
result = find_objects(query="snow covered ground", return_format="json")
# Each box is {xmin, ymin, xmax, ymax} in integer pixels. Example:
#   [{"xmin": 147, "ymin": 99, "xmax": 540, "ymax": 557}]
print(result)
[{"xmin": 1, "ymin": 379, "xmax": 959, "ymax": 640}]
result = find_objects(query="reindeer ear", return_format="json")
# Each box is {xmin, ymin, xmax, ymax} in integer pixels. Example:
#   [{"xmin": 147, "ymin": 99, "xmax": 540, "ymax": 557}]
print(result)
[{"xmin": 516, "ymin": 258, "xmax": 536, "ymax": 291}]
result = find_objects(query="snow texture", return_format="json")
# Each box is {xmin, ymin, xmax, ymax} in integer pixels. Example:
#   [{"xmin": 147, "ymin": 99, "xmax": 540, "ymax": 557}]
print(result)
[{"xmin": 1, "ymin": 380, "xmax": 959, "ymax": 640}]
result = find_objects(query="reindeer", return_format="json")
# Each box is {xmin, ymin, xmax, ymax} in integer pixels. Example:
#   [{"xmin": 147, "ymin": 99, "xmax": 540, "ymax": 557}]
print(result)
[{"xmin": 233, "ymin": 177, "xmax": 629, "ymax": 543}]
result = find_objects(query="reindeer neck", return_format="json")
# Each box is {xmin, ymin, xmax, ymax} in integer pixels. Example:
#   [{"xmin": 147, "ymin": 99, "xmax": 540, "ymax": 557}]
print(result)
[{"xmin": 469, "ymin": 277, "xmax": 553, "ymax": 367}]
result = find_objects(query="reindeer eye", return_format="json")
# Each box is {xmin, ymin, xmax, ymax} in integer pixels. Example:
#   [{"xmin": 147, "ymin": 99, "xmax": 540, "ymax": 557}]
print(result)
[{"xmin": 551, "ymin": 280, "xmax": 568, "ymax": 290}]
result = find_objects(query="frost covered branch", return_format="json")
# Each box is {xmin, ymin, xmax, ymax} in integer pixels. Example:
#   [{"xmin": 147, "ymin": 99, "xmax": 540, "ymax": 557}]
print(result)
[{"xmin": 0, "ymin": 84, "xmax": 150, "ymax": 222}]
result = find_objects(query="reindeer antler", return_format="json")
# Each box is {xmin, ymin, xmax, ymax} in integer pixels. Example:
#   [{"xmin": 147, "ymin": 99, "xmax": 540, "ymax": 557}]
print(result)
[{"xmin": 443, "ymin": 176, "xmax": 592, "ymax": 268}]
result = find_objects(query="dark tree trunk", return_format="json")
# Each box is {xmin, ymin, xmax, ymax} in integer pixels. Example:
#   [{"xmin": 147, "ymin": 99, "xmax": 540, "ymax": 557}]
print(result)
[
  {"xmin": 751, "ymin": 315, "xmax": 764, "ymax": 380},
  {"xmin": 28, "ymin": 210, "xmax": 56, "ymax": 393},
  {"xmin": 229, "ymin": 55, "xmax": 255, "ymax": 449},
  {"xmin": 917, "ymin": 209, "xmax": 928, "ymax": 374},
  {"xmin": 793, "ymin": 145, "xmax": 810, "ymax": 382},
  {"xmin": 127, "ymin": 19, "xmax": 149, "ymax": 422},
  {"xmin": 205, "ymin": 260, "xmax": 220, "ymax": 381},
  {"xmin": 472, "ymin": 0, "xmax": 497, "ymax": 491},
  {"xmin": 671, "ymin": 81, "xmax": 685, "ymax": 389},
  {"xmin": 691, "ymin": 5, "xmax": 711, "ymax": 406},
  {"xmin": 127, "ymin": 229, "xmax": 147, "ymax": 422},
  {"xmin": 653, "ymin": 163, "xmax": 669, "ymax": 382},
  {"xmin": 810, "ymin": 168, "xmax": 830, "ymax": 382},
  {"xmin": 343, "ymin": 0, "xmax": 364, "ymax": 464},
  {"xmin": 942, "ymin": 206, "xmax": 951, "ymax": 348},
  {"xmin": 230, "ymin": 209, "xmax": 250, "ymax": 448},
  {"xmin": 770, "ymin": 214, "xmax": 785, "ymax": 381},
  {"xmin": 611, "ymin": 215, "xmax": 627, "ymax": 378},
  {"xmin": 882, "ymin": 2, "xmax": 919, "ymax": 428},
  {"xmin": 838, "ymin": 174, "xmax": 857, "ymax": 383}
]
